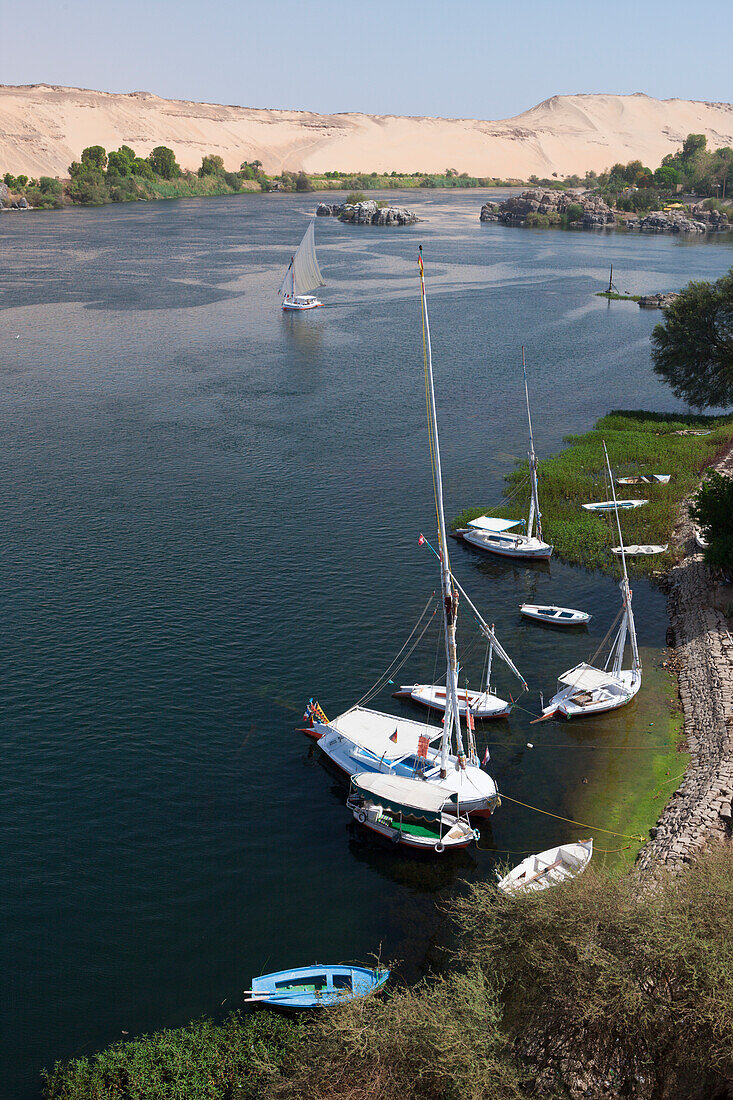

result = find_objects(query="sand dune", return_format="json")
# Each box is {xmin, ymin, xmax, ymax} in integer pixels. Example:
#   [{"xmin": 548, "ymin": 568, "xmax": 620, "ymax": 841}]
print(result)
[{"xmin": 1, "ymin": 84, "xmax": 732, "ymax": 180}]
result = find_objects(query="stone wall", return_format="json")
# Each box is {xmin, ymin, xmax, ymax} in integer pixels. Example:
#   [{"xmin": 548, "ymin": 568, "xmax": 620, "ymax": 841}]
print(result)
[{"xmin": 636, "ymin": 452, "xmax": 733, "ymax": 873}]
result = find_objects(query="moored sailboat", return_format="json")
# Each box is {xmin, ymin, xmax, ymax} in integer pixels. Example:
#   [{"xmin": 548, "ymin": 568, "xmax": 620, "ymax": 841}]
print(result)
[
  {"xmin": 540, "ymin": 444, "xmax": 641, "ymax": 720},
  {"xmin": 280, "ymin": 220, "xmax": 325, "ymax": 310},
  {"xmin": 302, "ymin": 249, "xmax": 501, "ymax": 817},
  {"xmin": 457, "ymin": 349, "xmax": 553, "ymax": 560}
]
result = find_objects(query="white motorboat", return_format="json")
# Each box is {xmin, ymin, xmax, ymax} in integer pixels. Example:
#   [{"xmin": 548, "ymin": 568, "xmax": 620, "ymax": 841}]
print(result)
[
  {"xmin": 280, "ymin": 221, "xmax": 324, "ymax": 310},
  {"xmin": 541, "ymin": 444, "xmax": 641, "ymax": 720},
  {"xmin": 582, "ymin": 499, "xmax": 647, "ymax": 512},
  {"xmin": 520, "ymin": 604, "xmax": 591, "ymax": 626},
  {"xmin": 302, "ymin": 249, "xmax": 504, "ymax": 818},
  {"xmin": 612, "ymin": 544, "xmax": 668, "ymax": 556},
  {"xmin": 617, "ymin": 474, "xmax": 670, "ymax": 485},
  {"xmin": 456, "ymin": 349, "xmax": 553, "ymax": 561},
  {"xmin": 347, "ymin": 773, "xmax": 479, "ymax": 852},
  {"xmin": 497, "ymin": 839, "xmax": 593, "ymax": 894}
]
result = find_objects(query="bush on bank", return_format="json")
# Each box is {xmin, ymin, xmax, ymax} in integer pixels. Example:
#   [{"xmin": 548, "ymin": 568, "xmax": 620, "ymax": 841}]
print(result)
[{"xmin": 44, "ymin": 847, "xmax": 733, "ymax": 1100}]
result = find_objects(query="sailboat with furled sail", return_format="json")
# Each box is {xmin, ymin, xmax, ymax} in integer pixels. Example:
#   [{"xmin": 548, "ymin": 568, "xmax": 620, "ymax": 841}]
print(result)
[
  {"xmin": 280, "ymin": 220, "xmax": 325, "ymax": 310},
  {"xmin": 457, "ymin": 348, "xmax": 553, "ymax": 560},
  {"xmin": 540, "ymin": 442, "xmax": 641, "ymax": 720},
  {"xmin": 301, "ymin": 248, "xmax": 502, "ymax": 816}
]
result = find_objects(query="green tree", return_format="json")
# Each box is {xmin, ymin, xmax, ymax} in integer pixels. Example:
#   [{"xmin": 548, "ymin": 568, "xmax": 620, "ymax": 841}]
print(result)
[
  {"xmin": 682, "ymin": 133, "xmax": 707, "ymax": 160},
  {"xmin": 81, "ymin": 145, "xmax": 107, "ymax": 170},
  {"xmin": 39, "ymin": 176, "xmax": 62, "ymax": 196},
  {"xmin": 119, "ymin": 145, "xmax": 137, "ymax": 163},
  {"xmin": 131, "ymin": 157, "xmax": 154, "ymax": 180},
  {"xmin": 652, "ymin": 269, "xmax": 733, "ymax": 408},
  {"xmin": 691, "ymin": 471, "xmax": 733, "ymax": 567},
  {"xmin": 148, "ymin": 146, "xmax": 180, "ymax": 179},
  {"xmin": 199, "ymin": 154, "xmax": 225, "ymax": 177},
  {"xmin": 295, "ymin": 171, "xmax": 312, "ymax": 192},
  {"xmin": 654, "ymin": 164, "xmax": 680, "ymax": 190},
  {"xmin": 106, "ymin": 150, "xmax": 131, "ymax": 177}
]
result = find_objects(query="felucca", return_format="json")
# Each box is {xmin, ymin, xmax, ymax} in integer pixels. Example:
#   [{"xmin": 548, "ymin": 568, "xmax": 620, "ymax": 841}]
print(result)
[
  {"xmin": 457, "ymin": 349, "xmax": 553, "ymax": 560},
  {"xmin": 302, "ymin": 249, "xmax": 501, "ymax": 817},
  {"xmin": 280, "ymin": 220, "xmax": 325, "ymax": 310},
  {"xmin": 540, "ymin": 443, "xmax": 641, "ymax": 720}
]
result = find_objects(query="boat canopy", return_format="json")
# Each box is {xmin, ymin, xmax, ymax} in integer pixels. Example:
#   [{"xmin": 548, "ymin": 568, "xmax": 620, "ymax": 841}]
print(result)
[
  {"xmin": 352, "ymin": 772, "xmax": 457, "ymax": 819},
  {"xmin": 558, "ymin": 663, "xmax": 622, "ymax": 691},
  {"xmin": 467, "ymin": 516, "xmax": 520, "ymax": 533},
  {"xmin": 330, "ymin": 706, "xmax": 443, "ymax": 754}
]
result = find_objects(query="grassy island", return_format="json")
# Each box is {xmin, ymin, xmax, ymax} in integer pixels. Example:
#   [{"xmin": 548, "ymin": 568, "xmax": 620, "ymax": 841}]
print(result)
[{"xmin": 453, "ymin": 410, "xmax": 733, "ymax": 576}]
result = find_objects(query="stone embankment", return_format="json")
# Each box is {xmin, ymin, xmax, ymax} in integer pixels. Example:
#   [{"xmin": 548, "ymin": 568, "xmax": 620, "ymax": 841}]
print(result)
[
  {"xmin": 636, "ymin": 448, "xmax": 733, "ymax": 874},
  {"xmin": 316, "ymin": 200, "xmax": 418, "ymax": 225},
  {"xmin": 480, "ymin": 188, "xmax": 614, "ymax": 227}
]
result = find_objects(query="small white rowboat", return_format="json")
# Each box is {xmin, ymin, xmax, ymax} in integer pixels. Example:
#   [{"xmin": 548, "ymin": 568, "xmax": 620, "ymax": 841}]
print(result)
[
  {"xmin": 617, "ymin": 474, "xmax": 670, "ymax": 485},
  {"xmin": 582, "ymin": 499, "xmax": 647, "ymax": 512},
  {"xmin": 497, "ymin": 838, "xmax": 593, "ymax": 894},
  {"xmin": 612, "ymin": 544, "xmax": 668, "ymax": 556},
  {"xmin": 520, "ymin": 604, "xmax": 591, "ymax": 626},
  {"xmin": 393, "ymin": 683, "xmax": 511, "ymax": 719}
]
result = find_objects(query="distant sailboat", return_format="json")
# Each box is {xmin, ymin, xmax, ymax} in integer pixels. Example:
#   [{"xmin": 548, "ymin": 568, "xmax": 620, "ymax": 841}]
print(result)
[
  {"xmin": 457, "ymin": 349, "xmax": 553, "ymax": 560},
  {"xmin": 280, "ymin": 221, "xmax": 325, "ymax": 311}
]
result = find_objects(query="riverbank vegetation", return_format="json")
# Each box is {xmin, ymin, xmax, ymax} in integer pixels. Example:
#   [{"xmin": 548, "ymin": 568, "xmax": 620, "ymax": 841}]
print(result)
[
  {"xmin": 44, "ymin": 844, "xmax": 733, "ymax": 1100},
  {"xmin": 453, "ymin": 410, "xmax": 733, "ymax": 576},
  {"xmin": 2, "ymin": 149, "xmax": 519, "ymax": 210}
]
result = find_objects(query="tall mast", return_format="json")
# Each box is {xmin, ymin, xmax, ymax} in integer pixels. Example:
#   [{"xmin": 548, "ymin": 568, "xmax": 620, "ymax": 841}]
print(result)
[
  {"xmin": 292, "ymin": 255, "xmax": 296, "ymax": 299},
  {"xmin": 603, "ymin": 442, "xmax": 640, "ymax": 674},
  {"xmin": 522, "ymin": 347, "xmax": 542, "ymax": 542},
  {"xmin": 419, "ymin": 248, "xmax": 465, "ymax": 777}
]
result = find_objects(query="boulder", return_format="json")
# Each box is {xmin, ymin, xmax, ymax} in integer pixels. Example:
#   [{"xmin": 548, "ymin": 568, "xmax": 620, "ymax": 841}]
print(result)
[
  {"xmin": 638, "ymin": 291, "xmax": 681, "ymax": 309},
  {"xmin": 335, "ymin": 200, "xmax": 418, "ymax": 226},
  {"xmin": 0, "ymin": 181, "xmax": 8, "ymax": 208},
  {"xmin": 638, "ymin": 210, "xmax": 707, "ymax": 233}
]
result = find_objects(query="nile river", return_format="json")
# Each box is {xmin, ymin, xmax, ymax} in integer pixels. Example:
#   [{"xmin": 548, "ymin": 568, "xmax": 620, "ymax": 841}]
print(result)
[{"xmin": 1, "ymin": 191, "xmax": 731, "ymax": 1096}]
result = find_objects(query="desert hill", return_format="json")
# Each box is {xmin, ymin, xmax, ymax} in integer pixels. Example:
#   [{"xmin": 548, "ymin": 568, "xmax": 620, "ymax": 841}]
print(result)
[{"xmin": 1, "ymin": 84, "xmax": 732, "ymax": 180}]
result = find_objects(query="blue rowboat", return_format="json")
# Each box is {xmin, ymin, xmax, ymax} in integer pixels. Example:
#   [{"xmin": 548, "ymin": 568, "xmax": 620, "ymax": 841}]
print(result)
[{"xmin": 244, "ymin": 964, "xmax": 389, "ymax": 1010}]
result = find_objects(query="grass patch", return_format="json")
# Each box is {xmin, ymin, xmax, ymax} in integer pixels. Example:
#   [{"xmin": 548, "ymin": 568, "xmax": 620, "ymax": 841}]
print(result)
[
  {"xmin": 596, "ymin": 290, "xmax": 642, "ymax": 301},
  {"xmin": 453, "ymin": 409, "xmax": 733, "ymax": 577}
]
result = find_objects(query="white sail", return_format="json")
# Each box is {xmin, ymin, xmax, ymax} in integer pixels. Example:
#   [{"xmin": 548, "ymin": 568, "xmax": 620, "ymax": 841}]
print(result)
[{"xmin": 279, "ymin": 221, "xmax": 325, "ymax": 297}]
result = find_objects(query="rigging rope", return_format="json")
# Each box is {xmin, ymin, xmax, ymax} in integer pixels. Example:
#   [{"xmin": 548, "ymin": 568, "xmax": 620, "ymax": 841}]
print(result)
[
  {"xmin": 497, "ymin": 792, "xmax": 645, "ymax": 842},
  {"xmin": 355, "ymin": 594, "xmax": 438, "ymax": 708}
]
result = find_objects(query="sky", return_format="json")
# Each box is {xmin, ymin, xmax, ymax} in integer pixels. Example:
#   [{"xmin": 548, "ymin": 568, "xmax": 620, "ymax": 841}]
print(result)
[{"xmin": 1, "ymin": 0, "xmax": 731, "ymax": 118}]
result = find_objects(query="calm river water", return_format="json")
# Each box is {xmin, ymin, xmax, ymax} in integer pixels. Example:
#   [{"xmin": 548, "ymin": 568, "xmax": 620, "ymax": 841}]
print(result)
[{"xmin": 1, "ymin": 191, "xmax": 731, "ymax": 1096}]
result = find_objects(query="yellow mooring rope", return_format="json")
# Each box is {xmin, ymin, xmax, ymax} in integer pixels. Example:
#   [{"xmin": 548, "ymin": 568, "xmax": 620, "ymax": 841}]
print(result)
[{"xmin": 498, "ymin": 792, "xmax": 645, "ymax": 843}]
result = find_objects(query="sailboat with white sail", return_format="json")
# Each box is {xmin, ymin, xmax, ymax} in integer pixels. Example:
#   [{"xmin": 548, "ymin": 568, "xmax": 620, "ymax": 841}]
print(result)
[
  {"xmin": 302, "ymin": 249, "xmax": 502, "ymax": 817},
  {"xmin": 280, "ymin": 220, "xmax": 325, "ymax": 310},
  {"xmin": 540, "ymin": 443, "xmax": 641, "ymax": 720},
  {"xmin": 457, "ymin": 349, "xmax": 553, "ymax": 560}
]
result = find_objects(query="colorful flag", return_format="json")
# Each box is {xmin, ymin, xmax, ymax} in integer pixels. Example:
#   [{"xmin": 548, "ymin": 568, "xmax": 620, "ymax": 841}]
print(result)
[
  {"xmin": 482, "ymin": 747, "xmax": 491, "ymax": 766},
  {"xmin": 418, "ymin": 533, "xmax": 425, "ymax": 546},
  {"xmin": 389, "ymin": 728, "xmax": 399, "ymax": 743}
]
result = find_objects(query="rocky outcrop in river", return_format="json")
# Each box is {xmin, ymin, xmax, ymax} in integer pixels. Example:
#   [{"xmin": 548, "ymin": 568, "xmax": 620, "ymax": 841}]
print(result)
[
  {"xmin": 480, "ymin": 188, "xmax": 614, "ymax": 227},
  {"xmin": 638, "ymin": 291, "xmax": 681, "ymax": 309},
  {"xmin": 316, "ymin": 200, "xmax": 418, "ymax": 225}
]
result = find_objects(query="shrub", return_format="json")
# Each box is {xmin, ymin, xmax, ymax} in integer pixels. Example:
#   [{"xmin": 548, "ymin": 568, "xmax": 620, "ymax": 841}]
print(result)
[
  {"xmin": 691, "ymin": 470, "xmax": 733, "ymax": 567},
  {"xmin": 566, "ymin": 202, "xmax": 584, "ymax": 221},
  {"xmin": 147, "ymin": 146, "xmax": 180, "ymax": 179},
  {"xmin": 295, "ymin": 171, "xmax": 312, "ymax": 192},
  {"xmin": 345, "ymin": 191, "xmax": 366, "ymax": 204},
  {"xmin": 198, "ymin": 154, "xmax": 225, "ymax": 178}
]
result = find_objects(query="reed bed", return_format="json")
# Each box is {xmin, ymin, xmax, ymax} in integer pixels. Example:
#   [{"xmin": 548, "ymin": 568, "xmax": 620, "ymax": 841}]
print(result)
[{"xmin": 454, "ymin": 410, "xmax": 733, "ymax": 576}]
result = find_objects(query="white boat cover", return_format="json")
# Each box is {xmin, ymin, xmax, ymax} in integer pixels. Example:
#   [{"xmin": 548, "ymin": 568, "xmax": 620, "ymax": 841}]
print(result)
[
  {"xmin": 279, "ymin": 220, "xmax": 325, "ymax": 296},
  {"xmin": 353, "ymin": 773, "xmax": 455, "ymax": 816},
  {"xmin": 558, "ymin": 663, "xmax": 622, "ymax": 691},
  {"xmin": 330, "ymin": 706, "xmax": 443, "ymax": 754},
  {"xmin": 466, "ymin": 516, "xmax": 520, "ymax": 533},
  {"xmin": 612, "ymin": 544, "xmax": 668, "ymax": 556}
]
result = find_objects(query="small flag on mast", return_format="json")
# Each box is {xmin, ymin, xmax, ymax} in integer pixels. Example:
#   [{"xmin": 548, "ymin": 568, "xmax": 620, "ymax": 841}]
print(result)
[
  {"xmin": 389, "ymin": 728, "xmax": 398, "ymax": 743},
  {"xmin": 482, "ymin": 747, "xmax": 491, "ymax": 766},
  {"xmin": 418, "ymin": 533, "xmax": 425, "ymax": 546}
]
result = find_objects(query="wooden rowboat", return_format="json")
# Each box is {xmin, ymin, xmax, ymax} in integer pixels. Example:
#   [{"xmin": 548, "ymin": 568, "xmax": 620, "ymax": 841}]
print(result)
[
  {"xmin": 497, "ymin": 839, "xmax": 593, "ymax": 895},
  {"xmin": 244, "ymin": 965, "xmax": 389, "ymax": 1009}
]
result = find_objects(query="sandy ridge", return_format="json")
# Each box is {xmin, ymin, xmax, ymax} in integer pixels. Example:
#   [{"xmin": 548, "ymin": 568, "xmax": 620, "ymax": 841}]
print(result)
[{"xmin": 1, "ymin": 85, "xmax": 733, "ymax": 180}]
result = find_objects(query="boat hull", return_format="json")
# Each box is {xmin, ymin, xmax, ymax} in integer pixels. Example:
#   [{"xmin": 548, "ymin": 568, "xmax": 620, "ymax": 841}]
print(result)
[
  {"xmin": 349, "ymin": 802, "xmax": 478, "ymax": 851},
  {"xmin": 248, "ymin": 965, "xmax": 389, "ymax": 1010},
  {"xmin": 459, "ymin": 529, "xmax": 553, "ymax": 560},
  {"xmin": 393, "ymin": 684, "xmax": 510, "ymax": 719},
  {"xmin": 282, "ymin": 295, "xmax": 323, "ymax": 311},
  {"xmin": 520, "ymin": 604, "xmax": 590, "ymax": 627},
  {"xmin": 497, "ymin": 839, "xmax": 593, "ymax": 894},
  {"xmin": 544, "ymin": 669, "xmax": 641, "ymax": 719}
]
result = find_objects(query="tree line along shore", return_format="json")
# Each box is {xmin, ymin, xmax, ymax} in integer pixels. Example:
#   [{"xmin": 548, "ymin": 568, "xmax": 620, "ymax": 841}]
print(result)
[
  {"xmin": 3, "ymin": 130, "xmax": 733, "ymax": 214},
  {"xmin": 42, "ymin": 269, "xmax": 733, "ymax": 1099}
]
